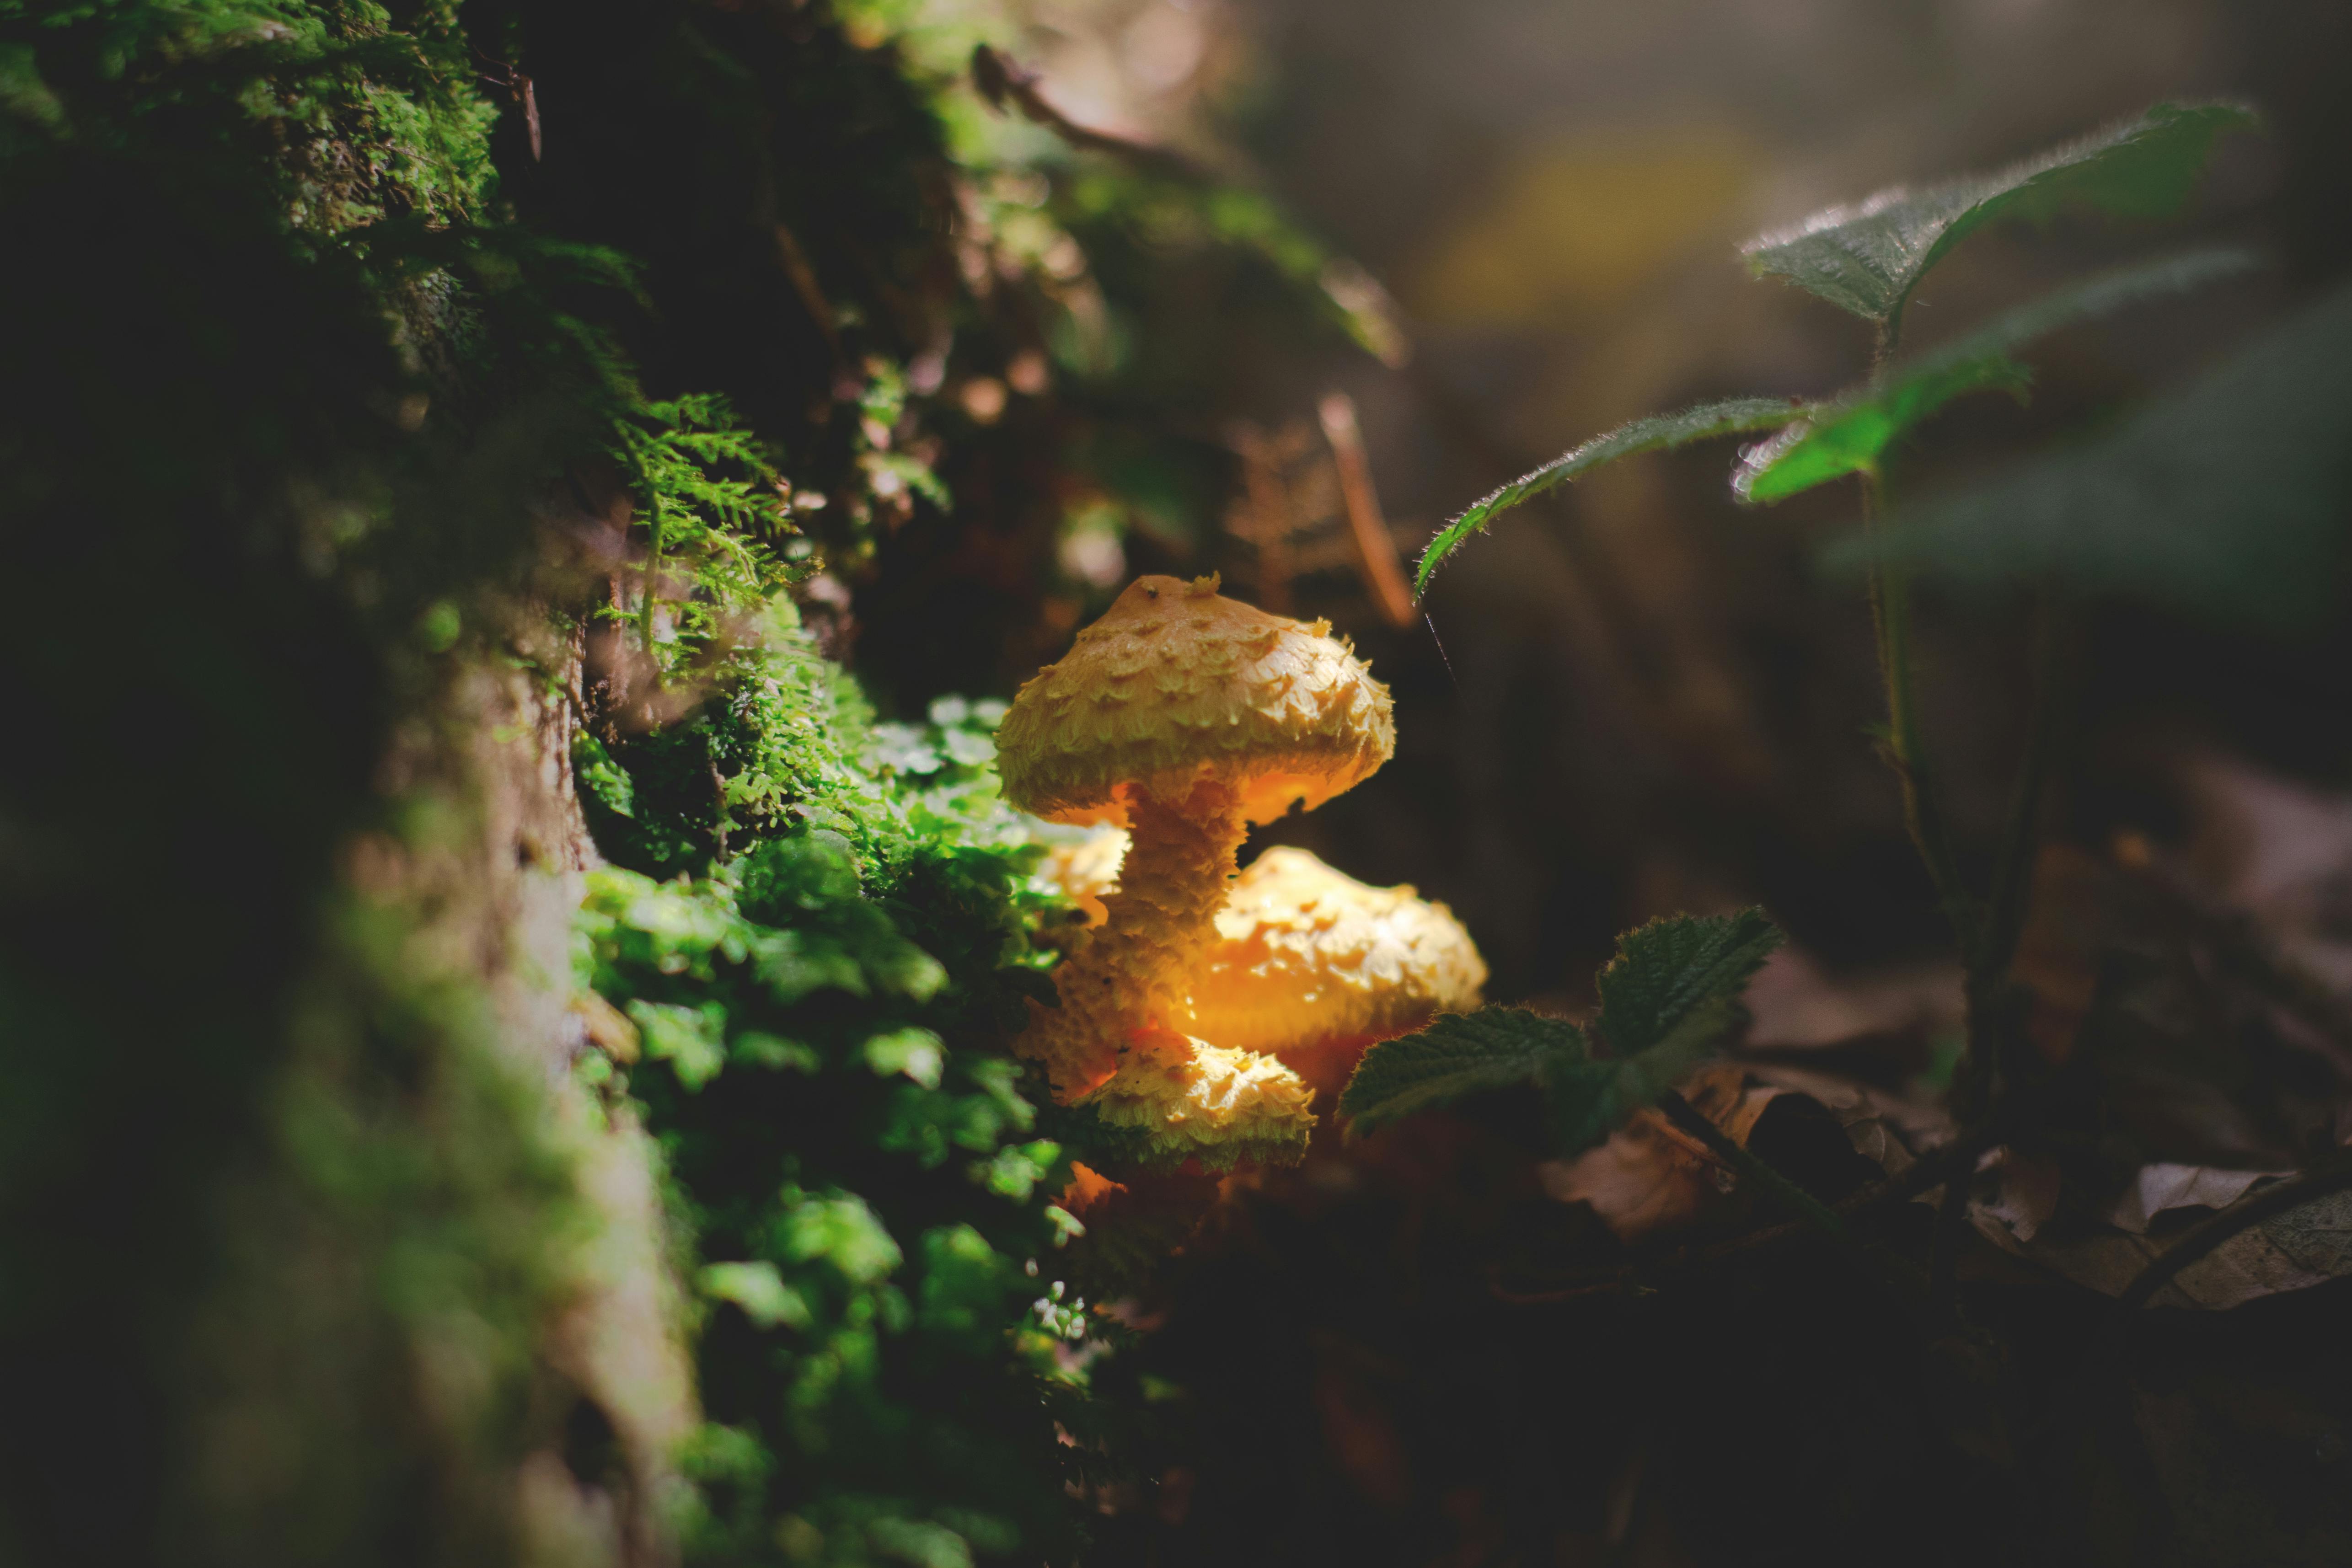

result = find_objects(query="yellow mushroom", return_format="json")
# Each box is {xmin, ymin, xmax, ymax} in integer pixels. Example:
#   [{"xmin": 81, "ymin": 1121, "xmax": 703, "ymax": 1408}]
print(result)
[
  {"xmin": 1190, "ymin": 846, "xmax": 1487, "ymax": 1101},
  {"xmin": 995, "ymin": 574, "xmax": 1393, "ymax": 1164}
]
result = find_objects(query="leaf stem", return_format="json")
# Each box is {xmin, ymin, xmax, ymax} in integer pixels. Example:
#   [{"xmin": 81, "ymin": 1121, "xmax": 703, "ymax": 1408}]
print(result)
[
  {"xmin": 1859, "ymin": 467, "xmax": 1970, "ymax": 939},
  {"xmin": 1654, "ymin": 1091, "xmax": 1927, "ymax": 1303},
  {"xmin": 1653, "ymin": 1091, "xmax": 1852, "ymax": 1246},
  {"xmin": 1980, "ymin": 600, "xmax": 2072, "ymax": 983}
]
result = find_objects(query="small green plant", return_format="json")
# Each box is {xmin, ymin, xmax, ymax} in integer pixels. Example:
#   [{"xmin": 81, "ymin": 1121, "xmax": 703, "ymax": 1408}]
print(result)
[
  {"xmin": 1361, "ymin": 101, "xmax": 2265, "ymax": 1279},
  {"xmin": 608, "ymin": 394, "xmax": 798, "ymax": 658},
  {"xmin": 1342, "ymin": 910, "xmax": 1782, "ymax": 1154},
  {"xmin": 575, "ymin": 669, "xmax": 1093, "ymax": 1562}
]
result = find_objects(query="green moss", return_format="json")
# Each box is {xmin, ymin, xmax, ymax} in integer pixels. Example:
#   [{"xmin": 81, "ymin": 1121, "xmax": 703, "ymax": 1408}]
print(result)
[{"xmin": 576, "ymin": 627, "xmax": 1104, "ymax": 1563}]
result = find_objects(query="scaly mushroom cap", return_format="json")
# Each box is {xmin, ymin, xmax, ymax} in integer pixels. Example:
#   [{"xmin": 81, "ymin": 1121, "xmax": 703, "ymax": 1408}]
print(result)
[
  {"xmin": 996, "ymin": 574, "xmax": 1394, "ymax": 826},
  {"xmin": 1189, "ymin": 846, "xmax": 1486, "ymax": 1059},
  {"xmin": 1080, "ymin": 1030, "xmax": 1317, "ymax": 1168}
]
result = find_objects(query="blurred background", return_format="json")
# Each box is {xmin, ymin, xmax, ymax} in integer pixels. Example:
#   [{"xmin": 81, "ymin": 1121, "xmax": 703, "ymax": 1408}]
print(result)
[{"xmin": 857, "ymin": 0, "xmax": 2350, "ymax": 1012}]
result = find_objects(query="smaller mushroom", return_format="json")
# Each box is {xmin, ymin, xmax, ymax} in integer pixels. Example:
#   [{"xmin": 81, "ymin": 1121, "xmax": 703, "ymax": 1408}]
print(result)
[
  {"xmin": 1189, "ymin": 846, "xmax": 1486, "ymax": 1101},
  {"xmin": 1077, "ymin": 1028, "xmax": 1320, "ymax": 1166}
]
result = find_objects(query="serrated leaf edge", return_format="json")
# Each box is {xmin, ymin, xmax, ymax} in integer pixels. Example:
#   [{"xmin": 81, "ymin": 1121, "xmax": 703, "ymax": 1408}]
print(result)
[{"xmin": 1415, "ymin": 398, "xmax": 1800, "ymax": 596}]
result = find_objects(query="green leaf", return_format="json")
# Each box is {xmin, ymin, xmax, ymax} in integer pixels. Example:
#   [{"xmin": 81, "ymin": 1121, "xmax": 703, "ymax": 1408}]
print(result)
[
  {"xmin": 1545, "ymin": 995, "xmax": 1742, "ymax": 1156},
  {"xmin": 863, "ymin": 1026, "xmax": 945, "ymax": 1088},
  {"xmin": 1343, "ymin": 909, "xmax": 1786, "ymax": 1150},
  {"xmin": 1742, "ymin": 101, "xmax": 2256, "ymax": 327},
  {"xmin": 626, "ymin": 998, "xmax": 729, "ymax": 1090},
  {"xmin": 1826, "ymin": 279, "xmax": 2352, "ymax": 632},
  {"xmin": 701, "ymin": 1261, "xmax": 813, "ymax": 1331},
  {"xmin": 1339, "ymin": 995, "xmax": 1756, "ymax": 1157},
  {"xmin": 1338, "ymin": 1007, "xmax": 1582, "ymax": 1135},
  {"xmin": 1734, "ymin": 359, "xmax": 2032, "ymax": 505},
  {"xmin": 732, "ymin": 1030, "xmax": 821, "ymax": 1072},
  {"xmin": 1416, "ymin": 398, "xmax": 1797, "ymax": 595},
  {"xmin": 776, "ymin": 1193, "xmax": 902, "ymax": 1285},
  {"xmin": 1595, "ymin": 909, "xmax": 1784, "ymax": 1056},
  {"xmin": 1736, "ymin": 249, "xmax": 2256, "ymax": 503}
]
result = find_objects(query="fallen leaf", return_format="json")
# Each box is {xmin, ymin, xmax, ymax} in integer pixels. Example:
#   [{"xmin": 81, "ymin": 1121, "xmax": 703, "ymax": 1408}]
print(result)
[
  {"xmin": 1541, "ymin": 1063, "xmax": 1878, "ymax": 1243},
  {"xmin": 1975, "ymin": 1147, "xmax": 2065, "ymax": 1245},
  {"xmin": 1542, "ymin": 1110, "xmax": 1731, "ymax": 1242},
  {"xmin": 1742, "ymin": 1060, "xmax": 1941, "ymax": 1177},
  {"xmin": 2108, "ymin": 1163, "xmax": 2288, "ymax": 1234},
  {"xmin": 1970, "ymin": 1170, "xmax": 2352, "ymax": 1309}
]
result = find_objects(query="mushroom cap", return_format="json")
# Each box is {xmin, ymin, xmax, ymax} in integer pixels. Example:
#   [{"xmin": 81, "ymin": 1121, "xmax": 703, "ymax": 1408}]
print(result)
[
  {"xmin": 1079, "ymin": 1030, "xmax": 1316, "ymax": 1169},
  {"xmin": 995, "ymin": 575, "xmax": 1394, "ymax": 826},
  {"xmin": 1188, "ymin": 846, "xmax": 1486, "ymax": 1058}
]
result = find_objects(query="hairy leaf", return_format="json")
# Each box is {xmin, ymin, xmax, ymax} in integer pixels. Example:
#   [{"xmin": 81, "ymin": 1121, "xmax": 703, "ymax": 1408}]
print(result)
[
  {"xmin": 1595, "ymin": 909, "xmax": 1784, "ymax": 1056},
  {"xmin": 1547, "ymin": 996, "xmax": 1741, "ymax": 1156},
  {"xmin": 1339, "ymin": 993, "xmax": 1753, "ymax": 1155},
  {"xmin": 1339, "ymin": 1007, "xmax": 1583, "ymax": 1135},
  {"xmin": 1416, "ymin": 398, "xmax": 1797, "ymax": 594},
  {"xmin": 1736, "ymin": 249, "xmax": 2256, "ymax": 503},
  {"xmin": 1345, "ymin": 908, "xmax": 1784, "ymax": 1151},
  {"xmin": 1742, "ymin": 101, "xmax": 2256, "ymax": 326},
  {"xmin": 1826, "ymin": 280, "xmax": 2352, "ymax": 631},
  {"xmin": 1734, "ymin": 358, "xmax": 2033, "ymax": 505}
]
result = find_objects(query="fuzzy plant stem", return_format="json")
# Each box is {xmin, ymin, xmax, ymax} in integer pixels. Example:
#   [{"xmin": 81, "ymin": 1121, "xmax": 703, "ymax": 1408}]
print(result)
[
  {"xmin": 1018, "ymin": 781, "xmax": 1246, "ymax": 1100},
  {"xmin": 1859, "ymin": 312, "xmax": 1988, "ymax": 1311},
  {"xmin": 1858, "ymin": 467, "xmax": 1969, "ymax": 937},
  {"xmin": 1859, "ymin": 472, "xmax": 1980, "ymax": 1306}
]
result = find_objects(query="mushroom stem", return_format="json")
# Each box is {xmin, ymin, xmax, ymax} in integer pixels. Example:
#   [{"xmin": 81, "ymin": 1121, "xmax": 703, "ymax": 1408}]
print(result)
[{"xmin": 1023, "ymin": 780, "xmax": 1244, "ymax": 1099}]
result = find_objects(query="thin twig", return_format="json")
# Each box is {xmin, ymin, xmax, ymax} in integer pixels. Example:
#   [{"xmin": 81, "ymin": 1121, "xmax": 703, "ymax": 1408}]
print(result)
[
  {"xmin": 971, "ymin": 45, "xmax": 1209, "ymax": 182},
  {"xmin": 1317, "ymin": 392, "xmax": 1417, "ymax": 629},
  {"xmin": 2106, "ymin": 1152, "xmax": 2352, "ymax": 1322},
  {"xmin": 1654, "ymin": 1091, "xmax": 1853, "ymax": 1244},
  {"xmin": 771, "ymin": 220, "xmax": 845, "ymax": 372},
  {"xmin": 1978, "ymin": 599, "xmax": 2073, "ymax": 982},
  {"xmin": 1653, "ymin": 1092, "xmax": 1925, "ymax": 1300}
]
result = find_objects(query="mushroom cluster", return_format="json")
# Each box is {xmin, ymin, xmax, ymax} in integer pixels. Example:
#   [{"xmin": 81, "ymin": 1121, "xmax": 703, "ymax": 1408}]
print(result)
[{"xmin": 996, "ymin": 573, "xmax": 1481, "ymax": 1166}]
